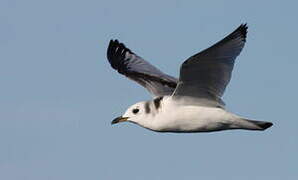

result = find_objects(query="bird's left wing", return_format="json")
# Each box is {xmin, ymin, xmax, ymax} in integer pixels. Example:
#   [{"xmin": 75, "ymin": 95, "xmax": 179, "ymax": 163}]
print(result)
[
  {"xmin": 107, "ymin": 40, "xmax": 178, "ymax": 97},
  {"xmin": 172, "ymin": 24, "xmax": 248, "ymax": 107}
]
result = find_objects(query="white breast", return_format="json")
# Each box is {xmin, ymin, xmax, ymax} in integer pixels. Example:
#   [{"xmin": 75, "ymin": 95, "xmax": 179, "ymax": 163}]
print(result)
[{"xmin": 151, "ymin": 97, "xmax": 236, "ymax": 132}]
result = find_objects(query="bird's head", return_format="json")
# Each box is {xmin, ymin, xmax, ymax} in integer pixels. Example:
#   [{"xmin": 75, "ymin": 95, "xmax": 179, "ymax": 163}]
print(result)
[{"xmin": 111, "ymin": 101, "xmax": 150, "ymax": 127}]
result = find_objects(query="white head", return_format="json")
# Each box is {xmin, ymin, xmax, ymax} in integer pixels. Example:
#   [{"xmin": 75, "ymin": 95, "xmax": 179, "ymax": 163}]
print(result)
[{"xmin": 111, "ymin": 101, "xmax": 154, "ymax": 129}]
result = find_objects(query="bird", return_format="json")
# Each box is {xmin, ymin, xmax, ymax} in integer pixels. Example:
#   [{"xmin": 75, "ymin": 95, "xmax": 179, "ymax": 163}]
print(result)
[{"xmin": 106, "ymin": 24, "xmax": 273, "ymax": 133}]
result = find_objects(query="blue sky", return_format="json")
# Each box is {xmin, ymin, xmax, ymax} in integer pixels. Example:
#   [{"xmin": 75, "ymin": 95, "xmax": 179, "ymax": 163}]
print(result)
[{"xmin": 1, "ymin": 0, "xmax": 297, "ymax": 179}]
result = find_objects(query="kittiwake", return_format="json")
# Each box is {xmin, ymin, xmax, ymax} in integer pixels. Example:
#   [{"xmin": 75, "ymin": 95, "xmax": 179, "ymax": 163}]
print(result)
[{"xmin": 106, "ymin": 24, "xmax": 273, "ymax": 133}]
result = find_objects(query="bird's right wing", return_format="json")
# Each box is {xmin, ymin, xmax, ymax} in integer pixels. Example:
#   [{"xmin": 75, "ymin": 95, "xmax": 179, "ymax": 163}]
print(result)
[{"xmin": 107, "ymin": 40, "xmax": 178, "ymax": 97}]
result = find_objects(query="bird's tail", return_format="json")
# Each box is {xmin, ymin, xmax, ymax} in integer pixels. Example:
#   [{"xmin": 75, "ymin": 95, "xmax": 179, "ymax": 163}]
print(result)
[{"xmin": 239, "ymin": 118, "xmax": 273, "ymax": 131}]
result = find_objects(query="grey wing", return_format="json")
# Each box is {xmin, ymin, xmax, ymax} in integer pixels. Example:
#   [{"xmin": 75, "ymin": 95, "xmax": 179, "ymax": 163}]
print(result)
[
  {"xmin": 172, "ymin": 24, "xmax": 248, "ymax": 107},
  {"xmin": 107, "ymin": 39, "xmax": 178, "ymax": 97}
]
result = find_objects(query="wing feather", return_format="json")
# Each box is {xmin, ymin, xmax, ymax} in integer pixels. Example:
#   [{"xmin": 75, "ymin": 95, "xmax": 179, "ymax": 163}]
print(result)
[
  {"xmin": 173, "ymin": 24, "xmax": 248, "ymax": 107},
  {"xmin": 107, "ymin": 40, "xmax": 178, "ymax": 97}
]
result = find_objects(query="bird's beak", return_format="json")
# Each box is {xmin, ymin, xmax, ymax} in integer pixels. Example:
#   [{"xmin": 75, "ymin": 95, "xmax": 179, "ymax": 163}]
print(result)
[{"xmin": 111, "ymin": 116, "xmax": 129, "ymax": 125}]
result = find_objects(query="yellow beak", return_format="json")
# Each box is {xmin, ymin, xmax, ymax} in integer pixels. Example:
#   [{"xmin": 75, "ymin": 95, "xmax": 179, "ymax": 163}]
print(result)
[{"xmin": 111, "ymin": 116, "xmax": 129, "ymax": 125}]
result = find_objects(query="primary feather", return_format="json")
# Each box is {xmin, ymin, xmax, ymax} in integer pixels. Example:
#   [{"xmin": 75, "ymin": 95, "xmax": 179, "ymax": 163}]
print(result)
[{"xmin": 107, "ymin": 40, "xmax": 178, "ymax": 97}]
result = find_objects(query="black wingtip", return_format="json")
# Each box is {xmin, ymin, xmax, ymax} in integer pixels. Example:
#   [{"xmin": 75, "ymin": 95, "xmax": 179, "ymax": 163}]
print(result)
[
  {"xmin": 255, "ymin": 121, "xmax": 273, "ymax": 130},
  {"xmin": 110, "ymin": 39, "xmax": 133, "ymax": 55},
  {"xmin": 238, "ymin": 23, "xmax": 248, "ymax": 40},
  {"xmin": 261, "ymin": 122, "xmax": 273, "ymax": 130},
  {"xmin": 106, "ymin": 39, "xmax": 134, "ymax": 73}
]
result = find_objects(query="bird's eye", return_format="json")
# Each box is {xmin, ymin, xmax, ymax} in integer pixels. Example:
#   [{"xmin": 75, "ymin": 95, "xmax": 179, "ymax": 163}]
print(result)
[{"xmin": 132, "ymin": 109, "xmax": 139, "ymax": 114}]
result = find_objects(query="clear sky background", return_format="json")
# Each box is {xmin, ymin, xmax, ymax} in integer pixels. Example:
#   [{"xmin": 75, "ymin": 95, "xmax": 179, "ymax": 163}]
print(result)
[{"xmin": 1, "ymin": 0, "xmax": 297, "ymax": 179}]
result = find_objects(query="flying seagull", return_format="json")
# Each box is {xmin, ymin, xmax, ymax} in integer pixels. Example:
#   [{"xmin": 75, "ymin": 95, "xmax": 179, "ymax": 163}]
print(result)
[{"xmin": 107, "ymin": 24, "xmax": 273, "ymax": 133}]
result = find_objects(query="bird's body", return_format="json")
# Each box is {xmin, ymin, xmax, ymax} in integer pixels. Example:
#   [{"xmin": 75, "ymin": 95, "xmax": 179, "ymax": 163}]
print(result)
[
  {"xmin": 134, "ymin": 96, "xmax": 234, "ymax": 132},
  {"xmin": 107, "ymin": 24, "xmax": 273, "ymax": 133},
  {"xmin": 123, "ymin": 96, "xmax": 271, "ymax": 133}
]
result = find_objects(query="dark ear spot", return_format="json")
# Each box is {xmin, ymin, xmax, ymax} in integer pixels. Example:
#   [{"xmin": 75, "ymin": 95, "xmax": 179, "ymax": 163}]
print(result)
[
  {"xmin": 144, "ymin": 102, "xmax": 150, "ymax": 114},
  {"xmin": 132, "ymin": 108, "xmax": 139, "ymax": 114}
]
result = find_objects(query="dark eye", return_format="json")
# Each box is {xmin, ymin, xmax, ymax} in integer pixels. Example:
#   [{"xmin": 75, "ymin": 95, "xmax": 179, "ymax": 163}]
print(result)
[{"xmin": 132, "ymin": 108, "xmax": 139, "ymax": 114}]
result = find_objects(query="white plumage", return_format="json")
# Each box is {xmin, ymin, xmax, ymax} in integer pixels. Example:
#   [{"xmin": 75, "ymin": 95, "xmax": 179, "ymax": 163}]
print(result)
[{"xmin": 107, "ymin": 24, "xmax": 273, "ymax": 133}]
